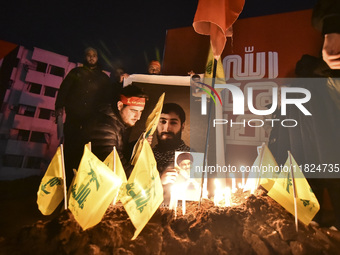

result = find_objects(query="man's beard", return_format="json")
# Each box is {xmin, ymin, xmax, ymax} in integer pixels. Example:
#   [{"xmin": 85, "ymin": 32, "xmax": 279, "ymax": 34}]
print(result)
[
  {"xmin": 157, "ymin": 131, "xmax": 182, "ymax": 150},
  {"xmin": 87, "ymin": 62, "xmax": 97, "ymax": 68}
]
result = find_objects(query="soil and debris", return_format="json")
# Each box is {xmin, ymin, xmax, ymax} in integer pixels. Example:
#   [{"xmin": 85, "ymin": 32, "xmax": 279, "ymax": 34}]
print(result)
[{"xmin": 1, "ymin": 179, "xmax": 339, "ymax": 255}]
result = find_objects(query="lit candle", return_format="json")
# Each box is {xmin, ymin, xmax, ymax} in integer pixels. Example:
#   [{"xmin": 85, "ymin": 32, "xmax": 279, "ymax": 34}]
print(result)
[
  {"xmin": 169, "ymin": 186, "xmax": 178, "ymax": 218},
  {"xmin": 230, "ymin": 173, "xmax": 236, "ymax": 193},
  {"xmin": 225, "ymin": 187, "xmax": 231, "ymax": 207},
  {"xmin": 214, "ymin": 179, "xmax": 223, "ymax": 206},
  {"xmin": 182, "ymin": 198, "xmax": 186, "ymax": 215}
]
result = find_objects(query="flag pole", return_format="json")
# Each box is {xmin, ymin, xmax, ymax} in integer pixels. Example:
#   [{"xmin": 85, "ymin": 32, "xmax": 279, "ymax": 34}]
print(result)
[
  {"xmin": 113, "ymin": 146, "xmax": 116, "ymax": 174},
  {"xmin": 256, "ymin": 143, "xmax": 266, "ymax": 189},
  {"xmin": 112, "ymin": 146, "xmax": 119, "ymax": 205},
  {"xmin": 288, "ymin": 151, "xmax": 299, "ymax": 232},
  {"xmin": 199, "ymin": 57, "xmax": 218, "ymax": 207},
  {"xmin": 60, "ymin": 144, "xmax": 68, "ymax": 210}
]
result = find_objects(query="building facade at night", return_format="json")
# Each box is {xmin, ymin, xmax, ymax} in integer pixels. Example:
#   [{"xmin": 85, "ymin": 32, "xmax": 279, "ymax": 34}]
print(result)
[{"xmin": 0, "ymin": 45, "xmax": 76, "ymax": 180}]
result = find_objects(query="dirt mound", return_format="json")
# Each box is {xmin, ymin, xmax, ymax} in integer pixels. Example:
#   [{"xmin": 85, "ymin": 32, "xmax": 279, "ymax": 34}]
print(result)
[{"xmin": 1, "ymin": 189, "xmax": 339, "ymax": 255}]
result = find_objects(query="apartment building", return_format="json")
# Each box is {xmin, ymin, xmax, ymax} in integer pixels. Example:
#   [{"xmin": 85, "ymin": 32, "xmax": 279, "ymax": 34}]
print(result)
[{"xmin": 0, "ymin": 46, "xmax": 76, "ymax": 180}]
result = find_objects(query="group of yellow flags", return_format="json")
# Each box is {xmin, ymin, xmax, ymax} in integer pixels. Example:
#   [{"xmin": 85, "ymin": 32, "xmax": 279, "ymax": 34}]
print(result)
[
  {"xmin": 245, "ymin": 144, "xmax": 320, "ymax": 226},
  {"xmin": 37, "ymin": 59, "xmax": 320, "ymax": 240},
  {"xmin": 37, "ymin": 94, "xmax": 165, "ymax": 240},
  {"xmin": 204, "ymin": 44, "xmax": 320, "ymax": 227}
]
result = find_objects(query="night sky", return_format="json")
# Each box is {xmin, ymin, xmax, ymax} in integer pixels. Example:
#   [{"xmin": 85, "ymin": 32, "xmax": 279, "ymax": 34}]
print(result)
[{"xmin": 1, "ymin": 0, "xmax": 317, "ymax": 74}]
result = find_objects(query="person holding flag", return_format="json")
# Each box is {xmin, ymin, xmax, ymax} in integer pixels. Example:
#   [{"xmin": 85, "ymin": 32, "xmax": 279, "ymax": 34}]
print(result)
[{"xmin": 89, "ymin": 84, "xmax": 148, "ymax": 177}]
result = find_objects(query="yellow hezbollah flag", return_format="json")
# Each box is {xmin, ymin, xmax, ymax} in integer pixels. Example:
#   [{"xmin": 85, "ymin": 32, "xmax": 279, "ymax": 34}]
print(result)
[
  {"xmin": 103, "ymin": 147, "xmax": 128, "ymax": 204},
  {"xmin": 145, "ymin": 93, "xmax": 165, "ymax": 138},
  {"xmin": 131, "ymin": 93, "xmax": 165, "ymax": 165},
  {"xmin": 244, "ymin": 144, "xmax": 278, "ymax": 192},
  {"xmin": 267, "ymin": 152, "xmax": 320, "ymax": 225},
  {"xmin": 37, "ymin": 146, "xmax": 64, "ymax": 215},
  {"xmin": 204, "ymin": 44, "xmax": 226, "ymax": 85},
  {"xmin": 258, "ymin": 144, "xmax": 280, "ymax": 191},
  {"xmin": 103, "ymin": 147, "xmax": 127, "ymax": 183},
  {"xmin": 69, "ymin": 145, "xmax": 122, "ymax": 230},
  {"xmin": 120, "ymin": 139, "xmax": 163, "ymax": 240}
]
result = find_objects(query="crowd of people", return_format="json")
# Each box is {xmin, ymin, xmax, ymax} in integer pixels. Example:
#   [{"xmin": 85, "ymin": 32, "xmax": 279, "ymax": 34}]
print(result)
[
  {"xmin": 54, "ymin": 0, "xmax": 340, "ymax": 231},
  {"xmin": 55, "ymin": 47, "xmax": 188, "ymax": 196}
]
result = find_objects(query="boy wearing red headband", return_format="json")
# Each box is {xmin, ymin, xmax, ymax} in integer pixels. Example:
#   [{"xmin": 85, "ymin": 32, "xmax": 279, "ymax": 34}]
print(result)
[{"xmin": 90, "ymin": 84, "xmax": 148, "ymax": 176}]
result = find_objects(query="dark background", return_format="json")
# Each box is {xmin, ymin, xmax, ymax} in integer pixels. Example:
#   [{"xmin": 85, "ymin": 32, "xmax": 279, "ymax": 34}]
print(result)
[{"xmin": 0, "ymin": 0, "xmax": 317, "ymax": 74}]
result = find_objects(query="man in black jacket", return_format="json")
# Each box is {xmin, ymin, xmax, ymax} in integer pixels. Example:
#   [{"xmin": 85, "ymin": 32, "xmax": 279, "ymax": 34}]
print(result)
[
  {"xmin": 55, "ymin": 47, "xmax": 113, "ymax": 187},
  {"xmin": 89, "ymin": 84, "xmax": 148, "ymax": 177},
  {"xmin": 313, "ymin": 0, "xmax": 340, "ymax": 69}
]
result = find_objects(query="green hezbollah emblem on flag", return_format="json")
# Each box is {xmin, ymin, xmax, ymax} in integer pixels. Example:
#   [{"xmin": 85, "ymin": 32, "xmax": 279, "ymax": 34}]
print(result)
[
  {"xmin": 121, "ymin": 139, "xmax": 163, "ymax": 240},
  {"xmin": 71, "ymin": 163, "xmax": 100, "ymax": 209},
  {"xmin": 69, "ymin": 145, "xmax": 123, "ymax": 230},
  {"xmin": 40, "ymin": 177, "xmax": 62, "ymax": 195},
  {"xmin": 206, "ymin": 60, "xmax": 213, "ymax": 75},
  {"xmin": 126, "ymin": 176, "xmax": 156, "ymax": 213},
  {"xmin": 37, "ymin": 146, "xmax": 64, "ymax": 216}
]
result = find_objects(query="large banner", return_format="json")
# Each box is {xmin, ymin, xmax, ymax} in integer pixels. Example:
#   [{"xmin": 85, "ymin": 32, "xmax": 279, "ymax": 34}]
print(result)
[
  {"xmin": 219, "ymin": 9, "xmax": 324, "ymax": 170},
  {"xmin": 165, "ymin": 9, "xmax": 325, "ymax": 171}
]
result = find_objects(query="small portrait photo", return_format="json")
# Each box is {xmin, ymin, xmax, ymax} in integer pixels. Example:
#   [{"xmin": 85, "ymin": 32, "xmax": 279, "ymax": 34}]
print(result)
[{"xmin": 174, "ymin": 151, "xmax": 204, "ymax": 201}]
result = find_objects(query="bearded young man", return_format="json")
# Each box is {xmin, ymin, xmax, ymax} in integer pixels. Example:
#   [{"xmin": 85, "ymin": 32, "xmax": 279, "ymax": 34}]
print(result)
[{"xmin": 152, "ymin": 103, "xmax": 190, "ymax": 185}]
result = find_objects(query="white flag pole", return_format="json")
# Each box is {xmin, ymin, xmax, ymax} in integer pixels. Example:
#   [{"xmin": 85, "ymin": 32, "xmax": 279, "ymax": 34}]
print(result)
[
  {"xmin": 113, "ymin": 146, "xmax": 116, "ymax": 174},
  {"xmin": 60, "ymin": 144, "xmax": 68, "ymax": 210},
  {"xmin": 288, "ymin": 151, "xmax": 298, "ymax": 232},
  {"xmin": 112, "ymin": 146, "xmax": 119, "ymax": 205},
  {"xmin": 256, "ymin": 143, "xmax": 266, "ymax": 189}
]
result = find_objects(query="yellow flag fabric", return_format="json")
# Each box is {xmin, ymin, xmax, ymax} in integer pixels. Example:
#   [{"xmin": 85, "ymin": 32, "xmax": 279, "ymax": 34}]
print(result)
[
  {"xmin": 130, "ymin": 134, "xmax": 144, "ymax": 166},
  {"xmin": 267, "ymin": 152, "xmax": 320, "ymax": 225},
  {"xmin": 103, "ymin": 148, "xmax": 127, "ymax": 183},
  {"xmin": 37, "ymin": 146, "xmax": 64, "ymax": 215},
  {"xmin": 244, "ymin": 144, "xmax": 278, "ymax": 192},
  {"xmin": 131, "ymin": 93, "xmax": 165, "ymax": 165},
  {"xmin": 145, "ymin": 93, "xmax": 165, "ymax": 138},
  {"xmin": 69, "ymin": 146, "xmax": 122, "ymax": 230},
  {"xmin": 204, "ymin": 45, "xmax": 226, "ymax": 85},
  {"xmin": 103, "ymin": 148, "xmax": 128, "ymax": 204},
  {"xmin": 258, "ymin": 144, "xmax": 280, "ymax": 191},
  {"xmin": 120, "ymin": 139, "xmax": 163, "ymax": 240}
]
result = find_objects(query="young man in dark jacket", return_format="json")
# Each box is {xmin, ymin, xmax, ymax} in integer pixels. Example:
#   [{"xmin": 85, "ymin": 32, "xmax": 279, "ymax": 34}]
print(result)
[
  {"xmin": 89, "ymin": 84, "xmax": 148, "ymax": 177},
  {"xmin": 55, "ymin": 47, "xmax": 113, "ymax": 187}
]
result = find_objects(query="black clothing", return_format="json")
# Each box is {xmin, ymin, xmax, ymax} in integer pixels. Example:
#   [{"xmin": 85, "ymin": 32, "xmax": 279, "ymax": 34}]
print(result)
[
  {"xmin": 55, "ymin": 66, "xmax": 113, "ymax": 121},
  {"xmin": 153, "ymin": 139, "xmax": 190, "ymax": 206},
  {"xmin": 284, "ymin": 54, "xmax": 340, "ymax": 229},
  {"xmin": 153, "ymin": 139, "xmax": 190, "ymax": 175},
  {"xmin": 312, "ymin": 0, "xmax": 340, "ymax": 34},
  {"xmin": 55, "ymin": 65, "xmax": 113, "ymax": 187},
  {"xmin": 89, "ymin": 105, "xmax": 134, "ymax": 176}
]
